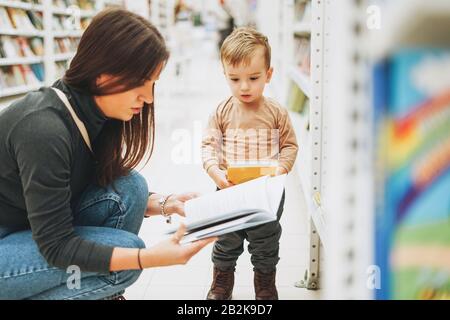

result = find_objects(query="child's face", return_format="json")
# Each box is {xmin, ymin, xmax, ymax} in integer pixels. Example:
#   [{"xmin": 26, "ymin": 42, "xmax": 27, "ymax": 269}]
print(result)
[{"xmin": 223, "ymin": 48, "xmax": 273, "ymax": 105}]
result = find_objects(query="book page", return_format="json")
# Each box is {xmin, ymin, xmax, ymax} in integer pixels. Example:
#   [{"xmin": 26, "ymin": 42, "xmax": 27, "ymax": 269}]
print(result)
[
  {"xmin": 266, "ymin": 174, "xmax": 287, "ymax": 213},
  {"xmin": 183, "ymin": 176, "xmax": 271, "ymax": 228},
  {"xmin": 179, "ymin": 212, "xmax": 276, "ymax": 244}
]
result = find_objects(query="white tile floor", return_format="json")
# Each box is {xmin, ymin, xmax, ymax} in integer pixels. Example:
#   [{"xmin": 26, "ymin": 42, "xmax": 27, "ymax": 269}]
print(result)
[{"xmin": 124, "ymin": 27, "xmax": 320, "ymax": 300}]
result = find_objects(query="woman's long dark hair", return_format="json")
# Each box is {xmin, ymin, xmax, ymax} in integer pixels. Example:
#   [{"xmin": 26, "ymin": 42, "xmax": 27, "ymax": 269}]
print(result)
[{"xmin": 64, "ymin": 8, "xmax": 169, "ymax": 187}]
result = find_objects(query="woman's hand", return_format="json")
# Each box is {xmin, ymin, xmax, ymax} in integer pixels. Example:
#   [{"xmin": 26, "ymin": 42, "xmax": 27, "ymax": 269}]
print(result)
[
  {"xmin": 142, "ymin": 224, "xmax": 217, "ymax": 267},
  {"xmin": 164, "ymin": 192, "xmax": 200, "ymax": 217}
]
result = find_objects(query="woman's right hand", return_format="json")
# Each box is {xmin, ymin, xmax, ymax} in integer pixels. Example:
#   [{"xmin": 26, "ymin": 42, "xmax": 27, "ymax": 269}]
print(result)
[{"xmin": 142, "ymin": 224, "xmax": 217, "ymax": 267}]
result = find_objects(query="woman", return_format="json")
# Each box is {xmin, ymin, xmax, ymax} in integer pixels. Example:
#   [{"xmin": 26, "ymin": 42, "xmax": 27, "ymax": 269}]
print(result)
[{"xmin": 0, "ymin": 8, "xmax": 215, "ymax": 300}]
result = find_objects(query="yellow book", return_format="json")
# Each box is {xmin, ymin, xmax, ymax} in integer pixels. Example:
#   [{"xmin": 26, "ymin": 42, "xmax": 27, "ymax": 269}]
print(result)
[{"xmin": 227, "ymin": 161, "xmax": 278, "ymax": 185}]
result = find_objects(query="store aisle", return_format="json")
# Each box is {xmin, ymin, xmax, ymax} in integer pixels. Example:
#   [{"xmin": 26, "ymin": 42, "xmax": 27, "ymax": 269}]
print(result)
[{"xmin": 125, "ymin": 28, "xmax": 320, "ymax": 300}]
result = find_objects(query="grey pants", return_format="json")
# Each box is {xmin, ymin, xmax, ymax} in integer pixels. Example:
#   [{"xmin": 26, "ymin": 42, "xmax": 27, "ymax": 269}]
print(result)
[{"xmin": 212, "ymin": 189, "xmax": 285, "ymax": 274}]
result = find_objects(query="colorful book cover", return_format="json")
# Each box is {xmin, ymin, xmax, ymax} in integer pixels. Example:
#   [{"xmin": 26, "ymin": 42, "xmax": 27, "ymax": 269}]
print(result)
[{"xmin": 375, "ymin": 49, "xmax": 450, "ymax": 300}]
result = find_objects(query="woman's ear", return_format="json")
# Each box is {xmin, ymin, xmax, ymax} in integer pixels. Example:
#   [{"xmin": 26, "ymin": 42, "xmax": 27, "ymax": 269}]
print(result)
[{"xmin": 266, "ymin": 67, "xmax": 274, "ymax": 83}]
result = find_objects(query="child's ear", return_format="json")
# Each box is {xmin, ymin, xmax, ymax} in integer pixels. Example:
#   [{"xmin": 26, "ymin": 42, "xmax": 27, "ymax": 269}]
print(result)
[{"xmin": 266, "ymin": 67, "xmax": 274, "ymax": 83}]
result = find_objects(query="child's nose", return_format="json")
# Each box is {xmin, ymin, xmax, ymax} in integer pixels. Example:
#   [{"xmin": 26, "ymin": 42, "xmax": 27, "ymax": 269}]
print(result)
[{"xmin": 240, "ymin": 81, "xmax": 250, "ymax": 91}]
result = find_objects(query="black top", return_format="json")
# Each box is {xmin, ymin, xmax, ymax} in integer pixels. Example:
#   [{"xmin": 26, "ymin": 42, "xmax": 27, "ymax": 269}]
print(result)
[{"xmin": 0, "ymin": 80, "xmax": 114, "ymax": 273}]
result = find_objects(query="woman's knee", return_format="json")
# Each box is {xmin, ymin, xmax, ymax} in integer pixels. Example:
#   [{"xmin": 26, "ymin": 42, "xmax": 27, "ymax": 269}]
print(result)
[
  {"xmin": 117, "ymin": 231, "xmax": 146, "ymax": 250},
  {"xmin": 114, "ymin": 170, "xmax": 148, "ymax": 203},
  {"xmin": 114, "ymin": 269, "xmax": 142, "ymax": 289},
  {"xmin": 75, "ymin": 227, "xmax": 146, "ymax": 250}
]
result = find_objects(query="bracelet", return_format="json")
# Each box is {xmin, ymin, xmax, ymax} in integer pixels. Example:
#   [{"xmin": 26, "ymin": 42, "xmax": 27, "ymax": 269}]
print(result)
[
  {"xmin": 160, "ymin": 194, "xmax": 173, "ymax": 224},
  {"xmin": 137, "ymin": 248, "xmax": 143, "ymax": 270}
]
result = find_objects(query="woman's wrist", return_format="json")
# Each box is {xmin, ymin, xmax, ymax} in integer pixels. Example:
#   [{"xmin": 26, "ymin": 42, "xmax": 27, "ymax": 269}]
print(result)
[{"xmin": 145, "ymin": 193, "xmax": 168, "ymax": 217}]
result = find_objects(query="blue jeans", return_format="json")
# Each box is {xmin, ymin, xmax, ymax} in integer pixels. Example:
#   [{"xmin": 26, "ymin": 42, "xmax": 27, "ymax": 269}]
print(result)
[{"xmin": 0, "ymin": 171, "xmax": 148, "ymax": 300}]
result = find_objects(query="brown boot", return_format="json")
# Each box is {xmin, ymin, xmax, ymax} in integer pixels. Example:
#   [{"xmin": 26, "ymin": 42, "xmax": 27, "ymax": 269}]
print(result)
[
  {"xmin": 254, "ymin": 269, "xmax": 278, "ymax": 300},
  {"xmin": 206, "ymin": 267, "xmax": 234, "ymax": 300}
]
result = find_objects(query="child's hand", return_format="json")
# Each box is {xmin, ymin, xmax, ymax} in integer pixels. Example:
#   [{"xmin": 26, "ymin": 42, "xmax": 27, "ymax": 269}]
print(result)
[
  {"xmin": 276, "ymin": 167, "xmax": 287, "ymax": 176},
  {"xmin": 208, "ymin": 166, "xmax": 234, "ymax": 189}
]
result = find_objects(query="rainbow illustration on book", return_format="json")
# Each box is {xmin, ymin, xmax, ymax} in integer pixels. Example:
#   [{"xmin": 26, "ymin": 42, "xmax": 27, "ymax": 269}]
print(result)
[{"xmin": 375, "ymin": 49, "xmax": 450, "ymax": 300}]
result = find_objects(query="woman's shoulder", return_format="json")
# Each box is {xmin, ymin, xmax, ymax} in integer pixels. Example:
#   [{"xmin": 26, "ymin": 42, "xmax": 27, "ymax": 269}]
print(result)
[{"xmin": 4, "ymin": 88, "xmax": 72, "ymax": 140}]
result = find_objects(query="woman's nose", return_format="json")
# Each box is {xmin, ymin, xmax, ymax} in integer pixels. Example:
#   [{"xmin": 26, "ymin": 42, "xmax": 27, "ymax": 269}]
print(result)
[
  {"xmin": 139, "ymin": 89, "xmax": 154, "ymax": 104},
  {"xmin": 141, "ymin": 93, "xmax": 153, "ymax": 104}
]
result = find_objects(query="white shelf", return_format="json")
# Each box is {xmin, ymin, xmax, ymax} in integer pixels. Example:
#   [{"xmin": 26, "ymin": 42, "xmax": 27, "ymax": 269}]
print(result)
[
  {"xmin": 0, "ymin": 0, "xmax": 44, "ymax": 11},
  {"xmin": 371, "ymin": 0, "xmax": 450, "ymax": 59},
  {"xmin": 0, "ymin": 56, "xmax": 44, "ymax": 66},
  {"xmin": 291, "ymin": 110, "xmax": 328, "ymax": 248},
  {"xmin": 0, "ymin": 28, "xmax": 45, "ymax": 37},
  {"xmin": 0, "ymin": 83, "xmax": 43, "ymax": 98},
  {"xmin": 293, "ymin": 21, "xmax": 311, "ymax": 35},
  {"xmin": 53, "ymin": 30, "xmax": 83, "ymax": 38},
  {"xmin": 289, "ymin": 110, "xmax": 311, "ymax": 193},
  {"xmin": 53, "ymin": 52, "xmax": 75, "ymax": 61},
  {"xmin": 52, "ymin": 7, "xmax": 95, "ymax": 18},
  {"xmin": 288, "ymin": 66, "xmax": 311, "ymax": 98}
]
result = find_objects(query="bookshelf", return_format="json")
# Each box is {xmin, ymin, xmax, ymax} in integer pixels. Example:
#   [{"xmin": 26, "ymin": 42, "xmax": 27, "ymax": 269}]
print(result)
[
  {"xmin": 0, "ymin": 0, "xmax": 124, "ymax": 106},
  {"xmin": 256, "ymin": 0, "xmax": 325, "ymax": 291},
  {"xmin": 150, "ymin": 0, "xmax": 174, "ymax": 41},
  {"xmin": 242, "ymin": 0, "xmax": 450, "ymax": 300},
  {"xmin": 0, "ymin": 0, "xmax": 45, "ymax": 99}
]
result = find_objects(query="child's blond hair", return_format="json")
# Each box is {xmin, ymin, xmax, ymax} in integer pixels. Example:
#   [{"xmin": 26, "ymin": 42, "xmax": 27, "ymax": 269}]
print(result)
[{"xmin": 220, "ymin": 27, "xmax": 271, "ymax": 70}]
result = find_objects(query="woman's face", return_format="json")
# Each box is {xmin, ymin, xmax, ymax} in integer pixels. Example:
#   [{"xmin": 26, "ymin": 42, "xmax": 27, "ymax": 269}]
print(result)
[{"xmin": 94, "ymin": 63, "xmax": 163, "ymax": 121}]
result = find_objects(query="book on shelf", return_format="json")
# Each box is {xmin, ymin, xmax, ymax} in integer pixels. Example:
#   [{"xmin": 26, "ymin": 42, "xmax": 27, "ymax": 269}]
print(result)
[
  {"xmin": 55, "ymin": 60, "xmax": 68, "ymax": 79},
  {"xmin": 30, "ymin": 37, "xmax": 44, "ymax": 55},
  {"xmin": 0, "ymin": 36, "xmax": 16, "ymax": 58},
  {"xmin": 5, "ymin": 8, "xmax": 38, "ymax": 31},
  {"xmin": 166, "ymin": 175, "xmax": 286, "ymax": 244},
  {"xmin": 16, "ymin": 37, "xmax": 36, "ymax": 57},
  {"xmin": 294, "ymin": 37, "xmax": 311, "ymax": 75},
  {"xmin": 0, "ymin": 36, "xmax": 42, "ymax": 59},
  {"xmin": 26, "ymin": 10, "xmax": 44, "ymax": 30},
  {"xmin": 29, "ymin": 63, "xmax": 43, "ymax": 81},
  {"xmin": 0, "ymin": 7, "xmax": 14, "ymax": 29},
  {"xmin": 20, "ymin": 63, "xmax": 39, "ymax": 84},
  {"xmin": 294, "ymin": 0, "xmax": 312, "ymax": 24},
  {"xmin": 78, "ymin": 0, "xmax": 95, "ymax": 11},
  {"xmin": 287, "ymin": 81, "xmax": 307, "ymax": 114},
  {"xmin": 0, "ymin": 39, "xmax": 5, "ymax": 58},
  {"xmin": 0, "ymin": 63, "xmax": 43, "ymax": 87}
]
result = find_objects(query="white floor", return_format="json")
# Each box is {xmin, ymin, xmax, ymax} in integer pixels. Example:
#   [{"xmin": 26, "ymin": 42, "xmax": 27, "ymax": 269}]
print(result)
[{"xmin": 124, "ymin": 27, "xmax": 320, "ymax": 300}]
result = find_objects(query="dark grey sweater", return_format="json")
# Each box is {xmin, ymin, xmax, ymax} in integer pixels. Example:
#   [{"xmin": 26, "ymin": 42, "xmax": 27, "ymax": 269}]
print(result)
[{"xmin": 0, "ymin": 80, "xmax": 114, "ymax": 273}]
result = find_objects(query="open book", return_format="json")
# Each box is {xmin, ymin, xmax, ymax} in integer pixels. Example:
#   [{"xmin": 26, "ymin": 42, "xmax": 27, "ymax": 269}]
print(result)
[{"xmin": 166, "ymin": 174, "xmax": 286, "ymax": 244}]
